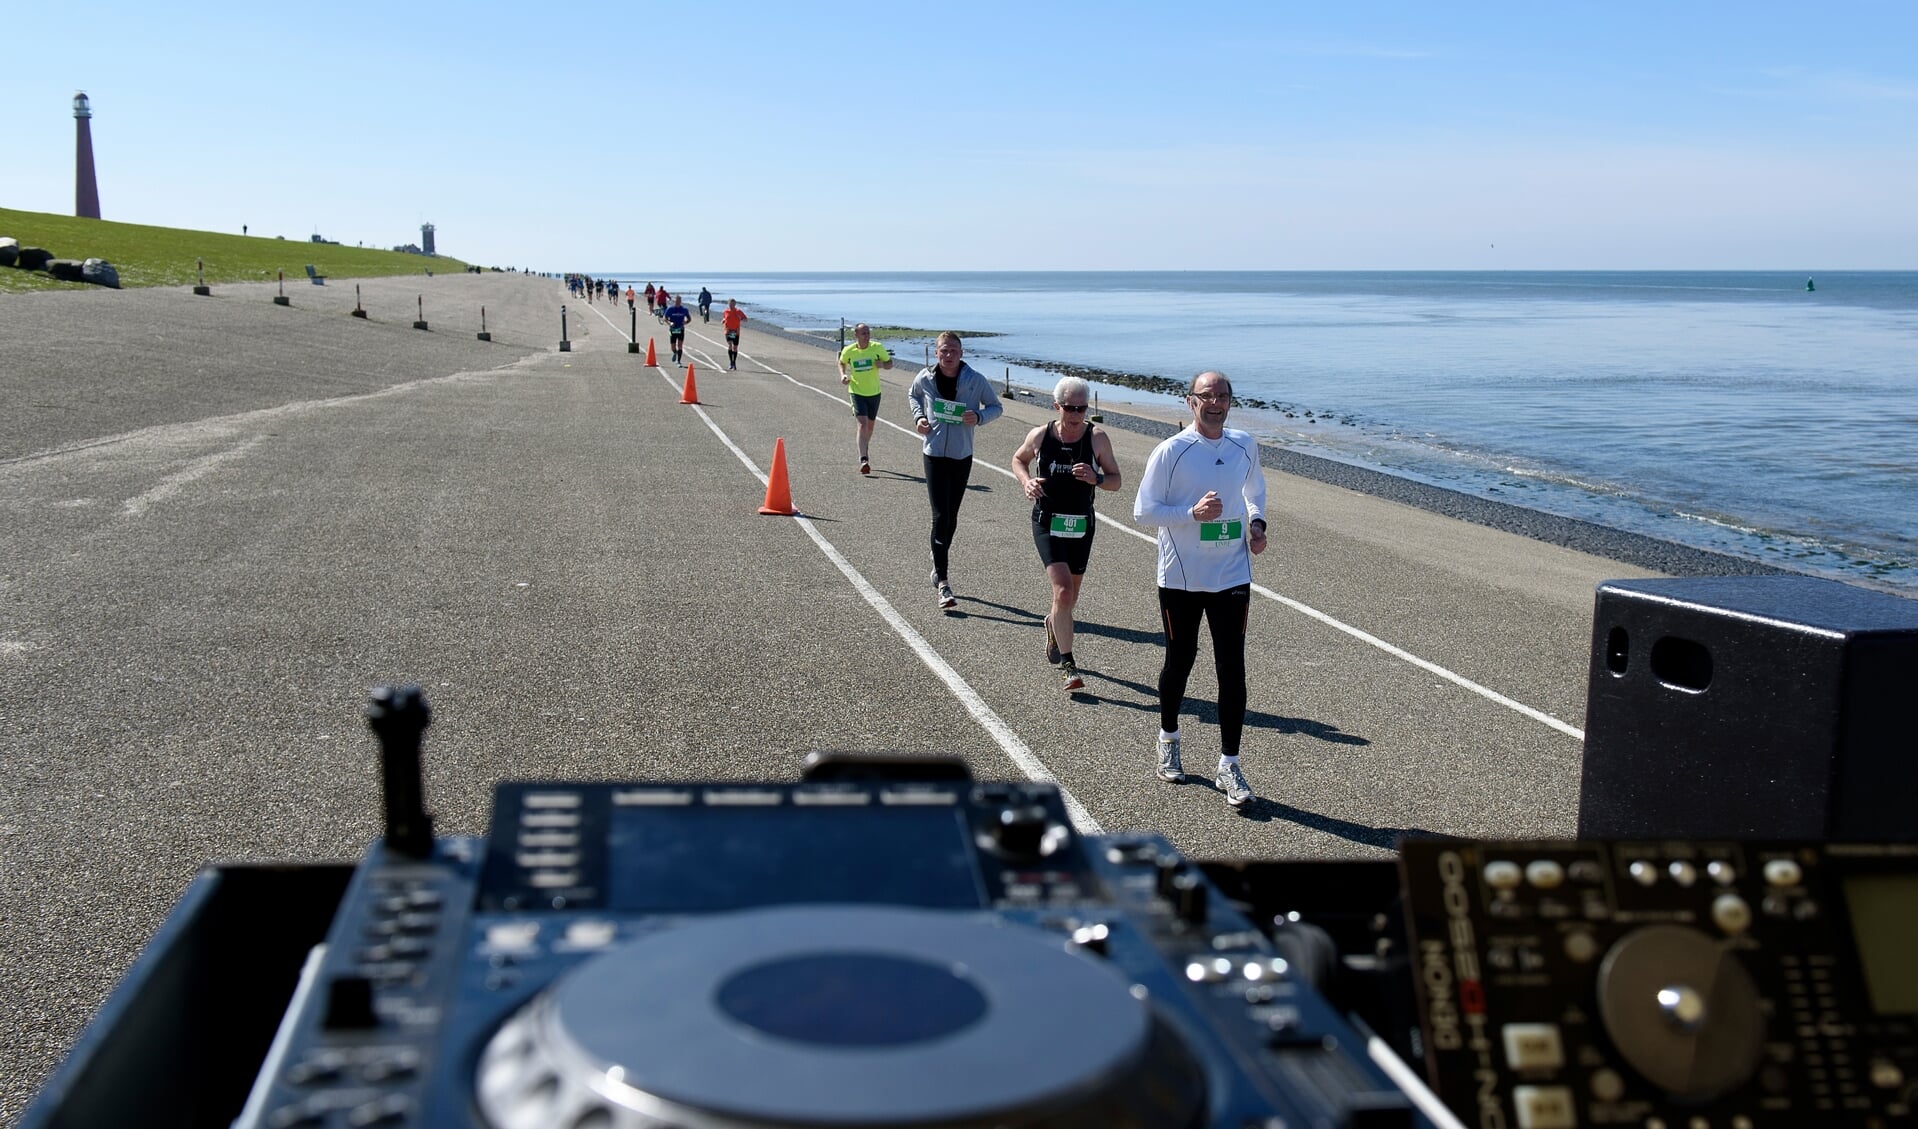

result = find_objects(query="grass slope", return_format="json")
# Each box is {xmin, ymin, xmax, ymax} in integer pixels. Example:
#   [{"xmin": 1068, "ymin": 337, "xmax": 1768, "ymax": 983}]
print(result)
[{"xmin": 0, "ymin": 207, "xmax": 474, "ymax": 294}]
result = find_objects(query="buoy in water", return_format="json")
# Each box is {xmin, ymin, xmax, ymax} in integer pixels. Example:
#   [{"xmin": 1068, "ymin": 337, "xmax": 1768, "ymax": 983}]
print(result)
[{"xmin": 1806, "ymin": 277, "xmax": 1816, "ymax": 292}]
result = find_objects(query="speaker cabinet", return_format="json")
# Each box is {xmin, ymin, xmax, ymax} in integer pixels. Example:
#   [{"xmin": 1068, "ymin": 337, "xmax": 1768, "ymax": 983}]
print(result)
[{"xmin": 1578, "ymin": 576, "xmax": 1918, "ymax": 840}]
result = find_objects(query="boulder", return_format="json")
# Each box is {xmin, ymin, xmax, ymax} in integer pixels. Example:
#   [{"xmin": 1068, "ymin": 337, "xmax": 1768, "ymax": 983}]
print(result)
[
  {"xmin": 0, "ymin": 236, "xmax": 18, "ymax": 267},
  {"xmin": 17, "ymin": 246, "xmax": 53, "ymax": 271},
  {"xmin": 48, "ymin": 258, "xmax": 86, "ymax": 282},
  {"xmin": 82, "ymin": 258, "xmax": 121, "ymax": 288}
]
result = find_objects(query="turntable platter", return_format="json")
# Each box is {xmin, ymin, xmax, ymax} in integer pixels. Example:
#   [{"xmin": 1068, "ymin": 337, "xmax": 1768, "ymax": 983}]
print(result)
[{"xmin": 476, "ymin": 905, "xmax": 1206, "ymax": 1127}]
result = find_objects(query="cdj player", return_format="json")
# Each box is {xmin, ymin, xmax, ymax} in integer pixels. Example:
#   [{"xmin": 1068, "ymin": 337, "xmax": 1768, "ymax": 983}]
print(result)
[
  {"xmin": 1399, "ymin": 837, "xmax": 1918, "ymax": 1128},
  {"xmin": 217, "ymin": 687, "xmax": 1440, "ymax": 1129}
]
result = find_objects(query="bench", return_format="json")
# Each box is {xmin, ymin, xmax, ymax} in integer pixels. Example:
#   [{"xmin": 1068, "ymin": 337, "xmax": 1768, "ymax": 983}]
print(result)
[{"xmin": 304, "ymin": 264, "xmax": 326, "ymax": 285}]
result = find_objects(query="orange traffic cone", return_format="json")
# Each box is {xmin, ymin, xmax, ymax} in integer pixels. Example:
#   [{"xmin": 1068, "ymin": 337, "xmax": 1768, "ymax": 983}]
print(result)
[
  {"xmin": 757, "ymin": 438, "xmax": 798, "ymax": 515},
  {"xmin": 644, "ymin": 338, "xmax": 658, "ymax": 366},
  {"xmin": 680, "ymin": 363, "xmax": 700, "ymax": 405}
]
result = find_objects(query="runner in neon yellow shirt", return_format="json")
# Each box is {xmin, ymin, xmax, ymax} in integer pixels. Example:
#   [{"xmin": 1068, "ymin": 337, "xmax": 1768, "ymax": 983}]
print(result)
[{"xmin": 838, "ymin": 323, "xmax": 894, "ymax": 474}]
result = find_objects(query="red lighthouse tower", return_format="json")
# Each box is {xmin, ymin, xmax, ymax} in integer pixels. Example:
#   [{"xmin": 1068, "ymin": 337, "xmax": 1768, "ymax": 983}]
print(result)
[{"xmin": 74, "ymin": 91, "xmax": 101, "ymax": 220}]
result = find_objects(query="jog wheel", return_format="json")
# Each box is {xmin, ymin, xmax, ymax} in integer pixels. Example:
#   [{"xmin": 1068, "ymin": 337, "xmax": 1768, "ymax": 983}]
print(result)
[
  {"xmin": 475, "ymin": 905, "xmax": 1206, "ymax": 1128},
  {"xmin": 1595, "ymin": 924, "xmax": 1764, "ymax": 1102}
]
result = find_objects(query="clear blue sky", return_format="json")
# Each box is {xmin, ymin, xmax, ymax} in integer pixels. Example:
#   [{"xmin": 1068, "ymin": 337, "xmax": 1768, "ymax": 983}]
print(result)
[{"xmin": 6, "ymin": 1, "xmax": 1914, "ymax": 271}]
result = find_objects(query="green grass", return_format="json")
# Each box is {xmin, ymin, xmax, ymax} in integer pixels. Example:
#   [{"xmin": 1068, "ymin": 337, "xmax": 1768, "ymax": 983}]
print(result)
[{"xmin": 0, "ymin": 207, "xmax": 473, "ymax": 294}]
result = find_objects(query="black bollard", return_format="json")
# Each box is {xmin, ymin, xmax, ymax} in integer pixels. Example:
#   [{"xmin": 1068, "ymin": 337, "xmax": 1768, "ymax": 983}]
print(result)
[
  {"xmin": 351, "ymin": 283, "xmax": 367, "ymax": 318},
  {"xmin": 628, "ymin": 306, "xmax": 639, "ymax": 353},
  {"xmin": 192, "ymin": 256, "xmax": 211, "ymax": 297},
  {"xmin": 478, "ymin": 305, "xmax": 491, "ymax": 342},
  {"xmin": 412, "ymin": 295, "xmax": 429, "ymax": 331},
  {"xmin": 559, "ymin": 305, "xmax": 571, "ymax": 352},
  {"xmin": 272, "ymin": 269, "xmax": 290, "ymax": 306}
]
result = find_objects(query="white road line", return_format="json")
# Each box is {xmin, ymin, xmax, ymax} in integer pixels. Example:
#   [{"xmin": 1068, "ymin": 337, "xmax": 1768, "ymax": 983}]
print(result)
[
  {"xmin": 686, "ymin": 325, "xmax": 1586, "ymax": 743},
  {"xmin": 583, "ymin": 302, "xmax": 1105, "ymax": 831},
  {"xmin": 122, "ymin": 436, "xmax": 269, "ymax": 517}
]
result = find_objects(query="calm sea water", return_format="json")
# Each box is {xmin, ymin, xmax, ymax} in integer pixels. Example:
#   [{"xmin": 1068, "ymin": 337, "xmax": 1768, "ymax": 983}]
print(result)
[{"xmin": 611, "ymin": 271, "xmax": 1918, "ymax": 591}]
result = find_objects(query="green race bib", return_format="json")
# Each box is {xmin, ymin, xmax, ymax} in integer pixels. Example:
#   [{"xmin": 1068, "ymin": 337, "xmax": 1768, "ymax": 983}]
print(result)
[
  {"xmin": 1199, "ymin": 520, "xmax": 1243, "ymax": 542},
  {"xmin": 1048, "ymin": 513, "xmax": 1088, "ymax": 539},
  {"xmin": 930, "ymin": 398, "xmax": 967, "ymax": 424}
]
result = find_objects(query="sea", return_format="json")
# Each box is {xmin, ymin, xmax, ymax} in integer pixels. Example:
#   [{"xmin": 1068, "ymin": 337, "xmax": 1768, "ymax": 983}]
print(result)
[{"xmin": 611, "ymin": 271, "xmax": 1918, "ymax": 593}]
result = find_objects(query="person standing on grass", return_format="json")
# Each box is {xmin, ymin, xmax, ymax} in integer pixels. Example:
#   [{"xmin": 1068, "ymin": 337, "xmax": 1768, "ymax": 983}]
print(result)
[
  {"xmin": 908, "ymin": 332, "xmax": 1003, "ymax": 610},
  {"xmin": 1012, "ymin": 376, "xmax": 1122, "ymax": 692},
  {"xmin": 1133, "ymin": 370, "xmax": 1268, "ymax": 809},
  {"xmin": 721, "ymin": 299, "xmax": 747, "ymax": 369},
  {"xmin": 839, "ymin": 323, "xmax": 894, "ymax": 474}
]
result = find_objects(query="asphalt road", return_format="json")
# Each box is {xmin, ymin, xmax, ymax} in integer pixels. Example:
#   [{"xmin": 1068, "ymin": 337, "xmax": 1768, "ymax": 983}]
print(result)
[{"xmin": 0, "ymin": 273, "xmax": 1658, "ymax": 1120}]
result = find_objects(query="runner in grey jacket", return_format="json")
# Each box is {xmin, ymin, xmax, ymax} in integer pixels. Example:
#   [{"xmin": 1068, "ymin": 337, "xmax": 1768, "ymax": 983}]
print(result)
[{"xmin": 908, "ymin": 332, "xmax": 1004, "ymax": 608}]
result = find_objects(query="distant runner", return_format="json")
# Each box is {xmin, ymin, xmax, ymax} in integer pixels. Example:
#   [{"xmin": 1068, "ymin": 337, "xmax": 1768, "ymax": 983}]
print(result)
[
  {"xmin": 698, "ymin": 286, "xmax": 713, "ymax": 323},
  {"xmin": 721, "ymin": 300, "xmax": 747, "ymax": 369},
  {"xmin": 644, "ymin": 283, "xmax": 656, "ymax": 314},
  {"xmin": 838, "ymin": 323, "xmax": 893, "ymax": 474},
  {"xmin": 664, "ymin": 294, "xmax": 692, "ymax": 364},
  {"xmin": 1012, "ymin": 376, "xmax": 1122, "ymax": 692},
  {"xmin": 1134, "ymin": 370, "xmax": 1269, "ymax": 809}
]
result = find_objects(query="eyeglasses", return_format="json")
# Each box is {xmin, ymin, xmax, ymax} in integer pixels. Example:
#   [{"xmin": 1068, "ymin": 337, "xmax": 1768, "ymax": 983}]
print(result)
[
  {"xmin": 1058, "ymin": 404, "xmax": 1089, "ymax": 413},
  {"xmin": 1189, "ymin": 392, "xmax": 1231, "ymax": 404}
]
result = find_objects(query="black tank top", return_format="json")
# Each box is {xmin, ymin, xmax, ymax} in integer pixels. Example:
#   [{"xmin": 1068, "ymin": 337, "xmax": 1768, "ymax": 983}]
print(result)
[{"xmin": 1036, "ymin": 422, "xmax": 1096, "ymax": 515}]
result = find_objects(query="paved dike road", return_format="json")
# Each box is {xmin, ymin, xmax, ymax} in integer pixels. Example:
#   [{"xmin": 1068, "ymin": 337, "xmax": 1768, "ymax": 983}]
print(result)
[{"xmin": 1, "ymin": 271, "xmax": 1668, "ymax": 1118}]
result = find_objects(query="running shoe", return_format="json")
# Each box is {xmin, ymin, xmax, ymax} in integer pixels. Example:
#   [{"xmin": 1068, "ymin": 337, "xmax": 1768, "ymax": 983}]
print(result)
[
  {"xmin": 1216, "ymin": 760, "xmax": 1254, "ymax": 808},
  {"xmin": 1060, "ymin": 660, "xmax": 1084, "ymax": 692},
  {"xmin": 1156, "ymin": 733, "xmax": 1183, "ymax": 783},
  {"xmin": 937, "ymin": 582, "xmax": 957, "ymax": 610},
  {"xmin": 1044, "ymin": 615, "xmax": 1061, "ymax": 665},
  {"xmin": 859, "ymin": 458, "xmax": 871, "ymax": 475}
]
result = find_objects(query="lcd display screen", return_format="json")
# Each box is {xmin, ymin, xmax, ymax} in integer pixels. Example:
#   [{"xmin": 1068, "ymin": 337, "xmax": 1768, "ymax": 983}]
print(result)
[
  {"xmin": 1844, "ymin": 874, "xmax": 1918, "ymax": 1016},
  {"xmin": 608, "ymin": 805, "xmax": 986, "ymax": 913}
]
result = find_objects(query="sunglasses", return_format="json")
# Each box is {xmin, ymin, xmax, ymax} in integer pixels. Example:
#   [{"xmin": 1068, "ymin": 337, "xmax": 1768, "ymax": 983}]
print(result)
[{"xmin": 1058, "ymin": 403, "xmax": 1089, "ymax": 413}]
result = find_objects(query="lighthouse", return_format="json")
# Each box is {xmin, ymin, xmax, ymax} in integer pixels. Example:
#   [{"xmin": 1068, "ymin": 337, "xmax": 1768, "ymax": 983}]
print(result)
[{"xmin": 74, "ymin": 91, "xmax": 101, "ymax": 220}]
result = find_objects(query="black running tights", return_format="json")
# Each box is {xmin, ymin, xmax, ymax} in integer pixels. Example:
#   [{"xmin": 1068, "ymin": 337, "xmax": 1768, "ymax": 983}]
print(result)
[
  {"xmin": 924, "ymin": 454, "xmax": 973, "ymax": 579},
  {"xmin": 1156, "ymin": 585, "xmax": 1252, "ymax": 756}
]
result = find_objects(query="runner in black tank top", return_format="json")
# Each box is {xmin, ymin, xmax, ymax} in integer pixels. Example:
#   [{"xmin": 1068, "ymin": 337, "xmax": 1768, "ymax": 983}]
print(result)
[{"xmin": 1011, "ymin": 377, "xmax": 1123, "ymax": 693}]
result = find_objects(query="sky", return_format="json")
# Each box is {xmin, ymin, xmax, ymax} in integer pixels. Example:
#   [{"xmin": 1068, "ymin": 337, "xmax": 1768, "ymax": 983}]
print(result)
[{"xmin": 4, "ymin": 1, "xmax": 1915, "ymax": 272}]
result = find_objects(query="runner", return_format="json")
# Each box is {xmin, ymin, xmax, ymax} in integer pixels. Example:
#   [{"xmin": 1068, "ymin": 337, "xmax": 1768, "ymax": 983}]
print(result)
[
  {"xmin": 1133, "ymin": 370, "xmax": 1269, "ymax": 808},
  {"xmin": 663, "ymin": 293, "xmax": 692, "ymax": 364},
  {"xmin": 907, "ymin": 332, "xmax": 1004, "ymax": 610},
  {"xmin": 624, "ymin": 285, "xmax": 636, "ymax": 312},
  {"xmin": 838, "ymin": 323, "xmax": 893, "ymax": 474},
  {"xmin": 644, "ymin": 283, "xmax": 656, "ymax": 315},
  {"xmin": 1011, "ymin": 376, "xmax": 1122, "ymax": 691},
  {"xmin": 720, "ymin": 299, "xmax": 747, "ymax": 369},
  {"xmin": 698, "ymin": 286, "xmax": 713, "ymax": 323}
]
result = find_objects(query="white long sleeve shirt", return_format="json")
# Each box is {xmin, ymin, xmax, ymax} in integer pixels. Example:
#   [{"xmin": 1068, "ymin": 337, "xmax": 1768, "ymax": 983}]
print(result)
[{"xmin": 1133, "ymin": 426, "xmax": 1267, "ymax": 592}]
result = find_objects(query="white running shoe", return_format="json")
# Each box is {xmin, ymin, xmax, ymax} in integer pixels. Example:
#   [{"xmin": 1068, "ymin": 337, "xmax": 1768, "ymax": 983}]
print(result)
[
  {"xmin": 1216, "ymin": 760, "xmax": 1253, "ymax": 808},
  {"xmin": 1156, "ymin": 733, "xmax": 1183, "ymax": 783}
]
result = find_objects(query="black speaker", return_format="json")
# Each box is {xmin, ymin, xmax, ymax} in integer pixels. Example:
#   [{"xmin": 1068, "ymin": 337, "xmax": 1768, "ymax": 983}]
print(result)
[{"xmin": 1578, "ymin": 575, "xmax": 1918, "ymax": 840}]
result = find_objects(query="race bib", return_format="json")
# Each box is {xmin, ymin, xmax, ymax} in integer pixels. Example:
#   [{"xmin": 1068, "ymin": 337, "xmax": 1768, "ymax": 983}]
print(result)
[
  {"xmin": 1048, "ymin": 513, "xmax": 1088, "ymax": 539},
  {"xmin": 930, "ymin": 398, "xmax": 967, "ymax": 424},
  {"xmin": 1199, "ymin": 520, "xmax": 1242, "ymax": 542}
]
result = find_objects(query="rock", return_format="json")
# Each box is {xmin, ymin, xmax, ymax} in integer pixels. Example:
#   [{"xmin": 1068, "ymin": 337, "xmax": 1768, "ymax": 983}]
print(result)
[
  {"xmin": 81, "ymin": 258, "xmax": 121, "ymax": 288},
  {"xmin": 0, "ymin": 237, "xmax": 17, "ymax": 268},
  {"xmin": 17, "ymin": 247, "xmax": 53, "ymax": 271},
  {"xmin": 48, "ymin": 258, "xmax": 86, "ymax": 282}
]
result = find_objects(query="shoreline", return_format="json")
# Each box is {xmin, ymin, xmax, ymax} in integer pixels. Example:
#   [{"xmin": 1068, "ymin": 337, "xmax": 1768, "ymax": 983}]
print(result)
[{"xmin": 761, "ymin": 318, "xmax": 1794, "ymax": 582}]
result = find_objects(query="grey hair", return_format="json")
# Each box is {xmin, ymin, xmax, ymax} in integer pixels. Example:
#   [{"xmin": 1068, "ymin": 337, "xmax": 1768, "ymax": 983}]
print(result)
[{"xmin": 1053, "ymin": 375, "xmax": 1091, "ymax": 404}]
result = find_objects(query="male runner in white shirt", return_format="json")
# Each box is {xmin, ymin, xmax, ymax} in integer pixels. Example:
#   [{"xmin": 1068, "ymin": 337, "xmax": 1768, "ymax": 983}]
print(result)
[{"xmin": 1133, "ymin": 371, "xmax": 1269, "ymax": 808}]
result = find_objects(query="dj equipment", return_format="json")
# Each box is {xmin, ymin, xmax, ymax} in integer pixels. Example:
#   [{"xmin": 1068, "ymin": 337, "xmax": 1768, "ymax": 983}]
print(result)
[
  {"xmin": 216, "ymin": 687, "xmax": 1435, "ymax": 1129},
  {"xmin": 1399, "ymin": 836, "xmax": 1918, "ymax": 1128},
  {"xmin": 1578, "ymin": 576, "xmax": 1918, "ymax": 840}
]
